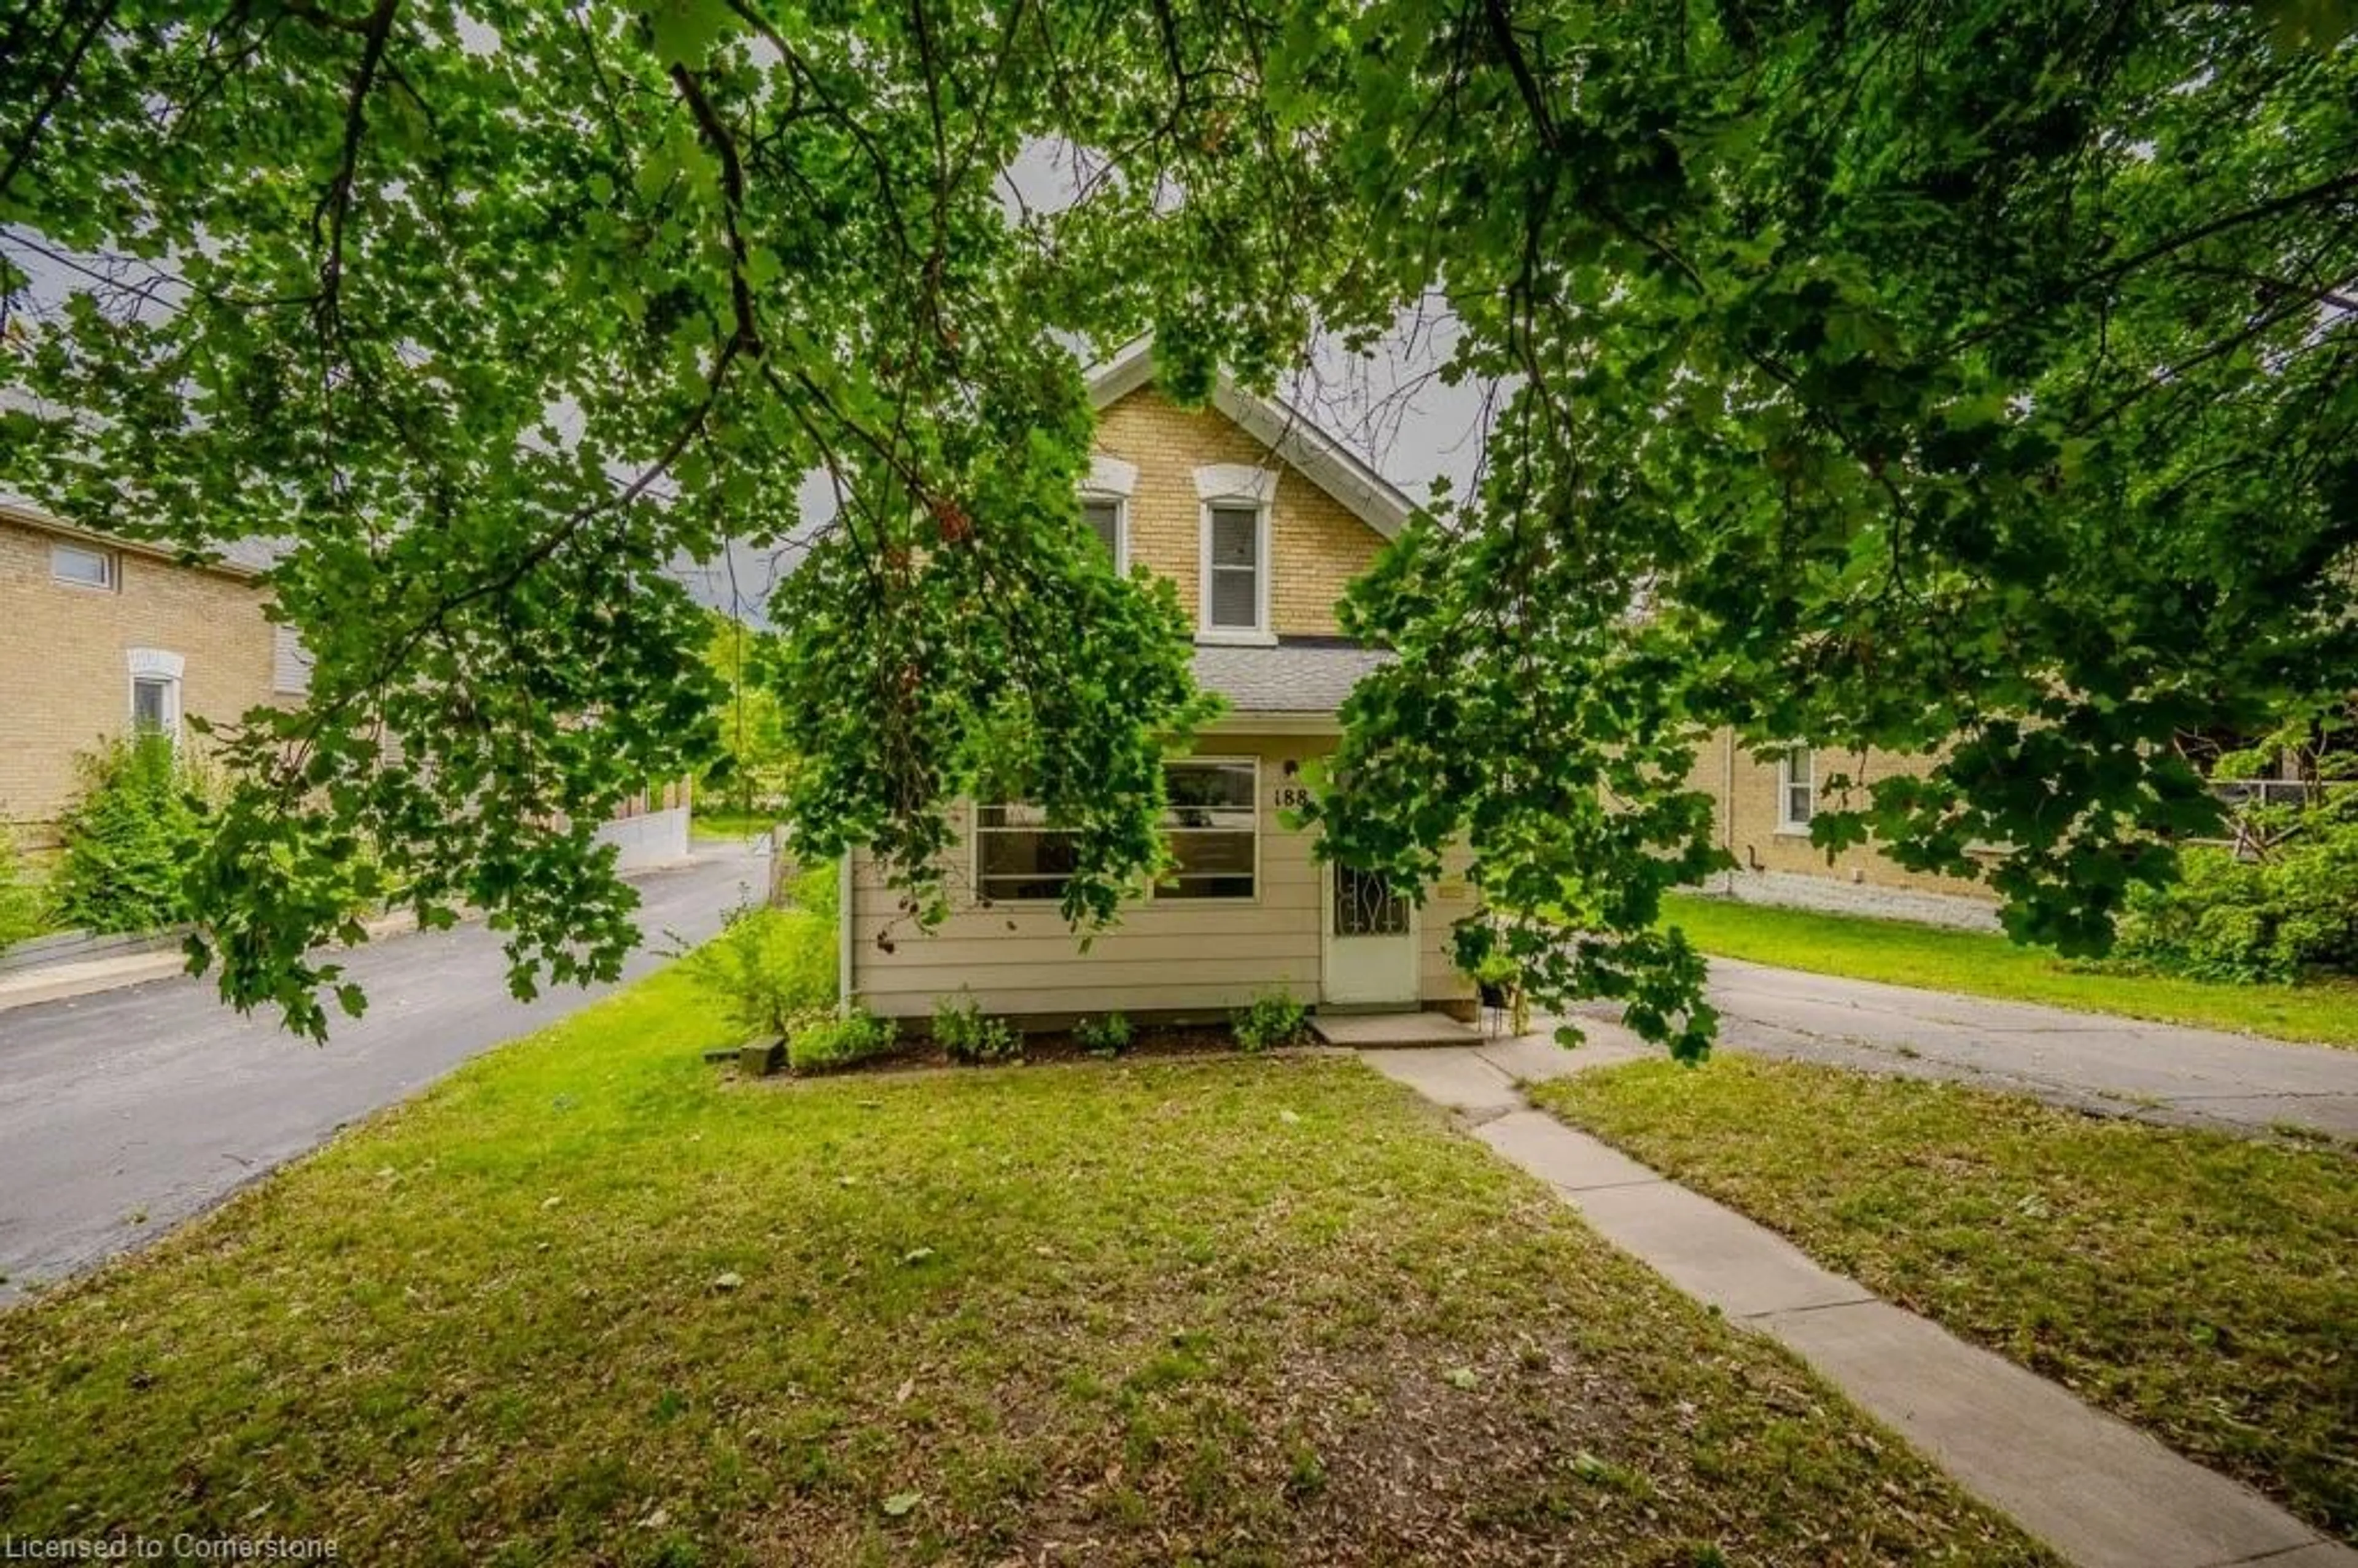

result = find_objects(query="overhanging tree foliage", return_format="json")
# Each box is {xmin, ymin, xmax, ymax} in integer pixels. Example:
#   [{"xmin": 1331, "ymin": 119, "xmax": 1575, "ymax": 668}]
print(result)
[{"xmin": 3, "ymin": 0, "xmax": 2351, "ymax": 1050}]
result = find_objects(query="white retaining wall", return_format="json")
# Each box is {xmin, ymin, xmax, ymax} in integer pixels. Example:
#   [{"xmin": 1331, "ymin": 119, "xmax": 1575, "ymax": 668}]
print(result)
[
  {"xmin": 597, "ymin": 804, "xmax": 691, "ymax": 872},
  {"xmin": 1700, "ymin": 869, "xmax": 2002, "ymax": 933}
]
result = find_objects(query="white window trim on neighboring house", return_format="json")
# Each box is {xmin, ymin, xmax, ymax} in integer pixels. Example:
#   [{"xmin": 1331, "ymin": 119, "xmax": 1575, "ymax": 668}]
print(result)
[
  {"xmin": 271, "ymin": 622, "xmax": 315, "ymax": 696},
  {"xmin": 1194, "ymin": 464, "xmax": 1277, "ymax": 646},
  {"xmin": 126, "ymin": 647, "xmax": 185, "ymax": 744},
  {"xmin": 52, "ymin": 541, "xmax": 118, "ymax": 591},
  {"xmin": 1776, "ymin": 744, "xmax": 1815, "ymax": 834}
]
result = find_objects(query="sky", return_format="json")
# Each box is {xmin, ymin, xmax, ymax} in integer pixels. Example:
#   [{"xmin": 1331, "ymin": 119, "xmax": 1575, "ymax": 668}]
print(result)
[
  {"xmin": 669, "ymin": 316, "xmax": 1499, "ymax": 624},
  {"xmin": 672, "ymin": 139, "xmax": 1500, "ymax": 624},
  {"xmin": 6, "ymin": 136, "xmax": 1498, "ymax": 628}
]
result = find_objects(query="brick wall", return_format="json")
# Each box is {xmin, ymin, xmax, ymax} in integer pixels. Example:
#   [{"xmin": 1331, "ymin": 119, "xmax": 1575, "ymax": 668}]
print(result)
[
  {"xmin": 1093, "ymin": 388, "xmax": 1387, "ymax": 636},
  {"xmin": 0, "ymin": 516, "xmax": 282, "ymax": 839},
  {"xmin": 1686, "ymin": 728, "xmax": 1996, "ymax": 903}
]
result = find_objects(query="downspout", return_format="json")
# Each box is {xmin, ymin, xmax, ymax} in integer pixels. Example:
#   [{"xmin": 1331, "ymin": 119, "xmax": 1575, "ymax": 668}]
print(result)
[
  {"xmin": 838, "ymin": 849, "xmax": 855, "ymax": 1018},
  {"xmin": 1721, "ymin": 728, "xmax": 1737, "ymax": 894}
]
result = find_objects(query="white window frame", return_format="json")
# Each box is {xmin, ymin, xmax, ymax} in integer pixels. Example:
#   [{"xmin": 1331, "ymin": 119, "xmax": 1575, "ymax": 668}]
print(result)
[
  {"xmin": 1194, "ymin": 464, "xmax": 1276, "ymax": 645},
  {"xmin": 1078, "ymin": 492, "xmax": 1129, "ymax": 575},
  {"xmin": 1079, "ymin": 453, "xmax": 1138, "ymax": 576},
  {"xmin": 969, "ymin": 755, "xmax": 1263, "ymax": 906},
  {"xmin": 1197, "ymin": 499, "xmax": 1274, "ymax": 645},
  {"xmin": 1776, "ymin": 745, "xmax": 1815, "ymax": 833},
  {"xmin": 1154, "ymin": 755, "xmax": 1261, "ymax": 904},
  {"xmin": 126, "ymin": 648, "xmax": 185, "ymax": 745},
  {"xmin": 52, "ymin": 541, "xmax": 118, "ymax": 591}
]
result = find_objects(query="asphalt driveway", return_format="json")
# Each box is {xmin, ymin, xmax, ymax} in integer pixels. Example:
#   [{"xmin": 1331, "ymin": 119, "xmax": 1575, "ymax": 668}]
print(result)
[
  {"xmin": 1567, "ymin": 957, "xmax": 2358, "ymax": 1141},
  {"xmin": 0, "ymin": 845, "xmax": 765, "ymax": 1302}
]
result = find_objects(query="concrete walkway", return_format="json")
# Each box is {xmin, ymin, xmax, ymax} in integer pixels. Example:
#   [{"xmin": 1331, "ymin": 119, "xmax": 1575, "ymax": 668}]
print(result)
[
  {"xmin": 1563, "ymin": 958, "xmax": 2358, "ymax": 1142},
  {"xmin": 1366, "ymin": 1034, "xmax": 2357, "ymax": 1568}
]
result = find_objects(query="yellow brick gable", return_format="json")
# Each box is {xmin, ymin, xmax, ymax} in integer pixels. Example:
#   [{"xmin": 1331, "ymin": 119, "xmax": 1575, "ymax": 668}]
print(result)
[{"xmin": 1092, "ymin": 387, "xmax": 1389, "ymax": 637}]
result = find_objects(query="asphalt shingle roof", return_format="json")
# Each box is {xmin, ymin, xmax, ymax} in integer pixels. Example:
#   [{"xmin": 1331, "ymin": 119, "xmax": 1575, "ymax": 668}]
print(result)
[{"xmin": 1192, "ymin": 640, "xmax": 1390, "ymax": 715}]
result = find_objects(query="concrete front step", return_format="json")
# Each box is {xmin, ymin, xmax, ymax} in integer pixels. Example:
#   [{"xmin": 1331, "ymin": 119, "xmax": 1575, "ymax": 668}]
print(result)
[{"xmin": 1308, "ymin": 1009, "xmax": 1484, "ymax": 1048}]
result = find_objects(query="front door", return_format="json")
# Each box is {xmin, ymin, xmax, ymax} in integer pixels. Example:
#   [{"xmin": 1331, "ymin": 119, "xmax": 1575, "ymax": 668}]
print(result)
[{"xmin": 1321, "ymin": 863, "xmax": 1419, "ymax": 1008}]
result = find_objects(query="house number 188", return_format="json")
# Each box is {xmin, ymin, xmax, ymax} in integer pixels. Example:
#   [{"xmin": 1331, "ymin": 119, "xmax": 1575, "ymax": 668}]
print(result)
[{"xmin": 1272, "ymin": 786, "xmax": 1314, "ymax": 810}]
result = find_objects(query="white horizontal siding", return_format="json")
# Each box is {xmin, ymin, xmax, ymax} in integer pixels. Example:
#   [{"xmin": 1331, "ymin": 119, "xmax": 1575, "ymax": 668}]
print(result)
[{"xmin": 850, "ymin": 732, "xmax": 1476, "ymax": 1020}]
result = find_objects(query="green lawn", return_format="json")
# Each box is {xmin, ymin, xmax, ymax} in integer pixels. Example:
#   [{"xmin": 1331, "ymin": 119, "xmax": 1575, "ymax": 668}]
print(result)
[
  {"xmin": 690, "ymin": 809, "xmax": 779, "ymax": 842},
  {"xmin": 1662, "ymin": 892, "xmax": 2358, "ymax": 1047},
  {"xmin": 0, "ymin": 967, "xmax": 2052, "ymax": 1566},
  {"xmin": 1530, "ymin": 1057, "xmax": 2358, "ymax": 1544}
]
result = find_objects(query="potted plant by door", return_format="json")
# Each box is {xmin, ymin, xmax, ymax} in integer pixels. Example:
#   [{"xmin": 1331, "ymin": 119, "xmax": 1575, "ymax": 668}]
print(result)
[{"xmin": 1471, "ymin": 953, "xmax": 1531, "ymax": 1038}]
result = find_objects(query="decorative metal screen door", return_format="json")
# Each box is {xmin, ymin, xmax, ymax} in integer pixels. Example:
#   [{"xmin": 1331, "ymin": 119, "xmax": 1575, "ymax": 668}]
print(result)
[
  {"xmin": 1322, "ymin": 864, "xmax": 1418, "ymax": 1006},
  {"xmin": 1334, "ymin": 866, "xmax": 1410, "ymax": 936}
]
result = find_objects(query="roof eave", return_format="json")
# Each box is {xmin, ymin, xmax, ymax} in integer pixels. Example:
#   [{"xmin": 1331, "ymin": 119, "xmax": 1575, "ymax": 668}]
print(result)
[
  {"xmin": 1200, "ymin": 710, "xmax": 1344, "ymax": 735},
  {"xmin": 0, "ymin": 499, "xmax": 264, "ymax": 582},
  {"xmin": 1081, "ymin": 336, "xmax": 1418, "ymax": 540}
]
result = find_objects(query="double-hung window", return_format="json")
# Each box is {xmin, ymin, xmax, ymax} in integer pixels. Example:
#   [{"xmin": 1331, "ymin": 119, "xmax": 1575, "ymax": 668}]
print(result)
[
  {"xmin": 1194, "ymin": 464, "xmax": 1275, "ymax": 642},
  {"xmin": 1080, "ymin": 496, "xmax": 1126, "ymax": 570},
  {"xmin": 1776, "ymin": 745, "xmax": 1815, "ymax": 832},
  {"xmin": 975, "ymin": 758, "xmax": 1259, "ymax": 904},
  {"xmin": 1203, "ymin": 505, "xmax": 1265, "ymax": 635}
]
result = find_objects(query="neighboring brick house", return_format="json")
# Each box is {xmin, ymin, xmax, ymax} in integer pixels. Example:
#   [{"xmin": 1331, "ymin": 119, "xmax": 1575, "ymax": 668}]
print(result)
[
  {"xmin": 844, "ymin": 338, "xmax": 1481, "ymax": 1026},
  {"xmin": 1682, "ymin": 733, "xmax": 2003, "ymax": 929},
  {"xmin": 0, "ymin": 499, "xmax": 690, "ymax": 869},
  {"xmin": 0, "ymin": 501, "xmax": 301, "ymax": 847}
]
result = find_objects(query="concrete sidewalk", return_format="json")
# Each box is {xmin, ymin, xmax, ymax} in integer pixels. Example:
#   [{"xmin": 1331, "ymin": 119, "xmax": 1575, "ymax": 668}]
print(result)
[
  {"xmin": 1366, "ymin": 1034, "xmax": 2356, "ymax": 1568},
  {"xmin": 1563, "ymin": 958, "xmax": 2358, "ymax": 1142}
]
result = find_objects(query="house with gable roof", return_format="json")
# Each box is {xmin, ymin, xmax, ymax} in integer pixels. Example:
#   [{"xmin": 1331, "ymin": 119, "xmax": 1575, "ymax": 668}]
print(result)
[{"xmin": 841, "ymin": 338, "xmax": 1481, "ymax": 1026}]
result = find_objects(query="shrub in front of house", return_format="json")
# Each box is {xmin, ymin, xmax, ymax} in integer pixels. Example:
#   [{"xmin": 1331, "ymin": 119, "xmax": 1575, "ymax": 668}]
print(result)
[
  {"xmin": 788, "ymin": 1007, "xmax": 898, "ymax": 1073},
  {"xmin": 1074, "ymin": 1012, "xmax": 1132, "ymax": 1057},
  {"xmin": 1231, "ymin": 990, "xmax": 1309, "ymax": 1052},
  {"xmin": 0, "ymin": 821, "xmax": 49, "ymax": 952},
  {"xmin": 2115, "ymin": 811, "xmax": 2358, "ymax": 984},
  {"xmin": 682, "ymin": 866, "xmax": 840, "ymax": 1040},
  {"xmin": 934, "ymin": 993, "xmax": 1021, "ymax": 1064},
  {"xmin": 49, "ymin": 735, "xmax": 213, "ymax": 935}
]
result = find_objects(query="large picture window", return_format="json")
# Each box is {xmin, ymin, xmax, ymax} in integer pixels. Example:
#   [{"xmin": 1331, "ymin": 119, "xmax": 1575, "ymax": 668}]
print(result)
[
  {"xmin": 975, "ymin": 801, "xmax": 1081, "ymax": 902},
  {"xmin": 1157, "ymin": 759, "xmax": 1257, "ymax": 900},
  {"xmin": 975, "ymin": 759, "xmax": 1259, "ymax": 904}
]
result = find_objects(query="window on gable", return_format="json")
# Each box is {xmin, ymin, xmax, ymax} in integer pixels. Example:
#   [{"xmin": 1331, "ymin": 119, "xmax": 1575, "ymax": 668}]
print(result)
[
  {"xmin": 1081, "ymin": 497, "xmax": 1124, "ymax": 568},
  {"xmin": 975, "ymin": 759, "xmax": 1259, "ymax": 904},
  {"xmin": 52, "ymin": 542, "xmax": 117, "ymax": 589},
  {"xmin": 1205, "ymin": 504, "xmax": 1263, "ymax": 632},
  {"xmin": 1777, "ymin": 745, "xmax": 1815, "ymax": 831}
]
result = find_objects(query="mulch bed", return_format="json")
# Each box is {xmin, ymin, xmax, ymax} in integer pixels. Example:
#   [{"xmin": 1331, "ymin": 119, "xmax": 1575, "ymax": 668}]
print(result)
[{"xmin": 736, "ymin": 1022, "xmax": 1318, "ymax": 1082}]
